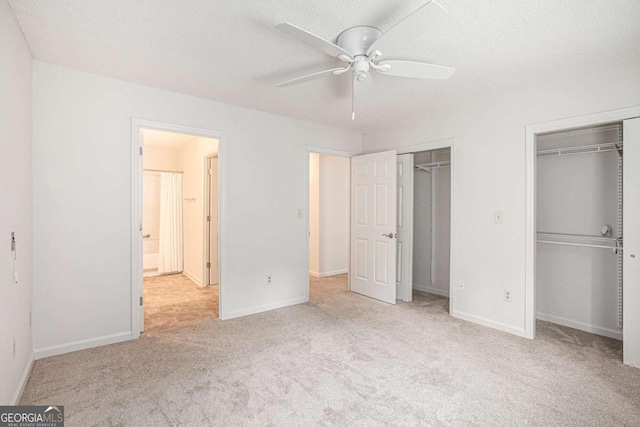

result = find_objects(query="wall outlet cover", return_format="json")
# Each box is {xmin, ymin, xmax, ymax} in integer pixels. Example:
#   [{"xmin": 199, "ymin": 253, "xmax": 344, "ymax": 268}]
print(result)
[{"xmin": 504, "ymin": 289, "xmax": 512, "ymax": 302}]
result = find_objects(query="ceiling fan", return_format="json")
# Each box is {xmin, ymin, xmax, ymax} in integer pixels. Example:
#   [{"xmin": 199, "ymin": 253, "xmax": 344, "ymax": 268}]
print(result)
[{"xmin": 275, "ymin": 1, "xmax": 455, "ymax": 120}]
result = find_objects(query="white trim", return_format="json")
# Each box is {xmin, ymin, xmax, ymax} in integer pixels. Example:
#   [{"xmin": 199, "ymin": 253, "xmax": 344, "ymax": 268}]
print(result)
[
  {"xmin": 131, "ymin": 119, "xmax": 227, "ymax": 333},
  {"xmin": 224, "ymin": 296, "xmax": 308, "ymax": 320},
  {"xmin": 34, "ymin": 332, "xmax": 132, "ymax": 360},
  {"xmin": 536, "ymin": 312, "xmax": 623, "ymax": 341},
  {"xmin": 317, "ymin": 268, "xmax": 348, "ymax": 278},
  {"xmin": 396, "ymin": 138, "xmax": 456, "ymax": 155},
  {"xmin": 524, "ymin": 106, "xmax": 640, "ymax": 340},
  {"xmin": 452, "ymin": 310, "xmax": 527, "ymax": 338},
  {"xmin": 203, "ymin": 152, "xmax": 219, "ymax": 288},
  {"xmin": 306, "ymin": 146, "xmax": 354, "ymax": 300},
  {"xmin": 413, "ymin": 284, "xmax": 450, "ymax": 297},
  {"xmin": 11, "ymin": 353, "xmax": 34, "ymax": 405},
  {"xmin": 182, "ymin": 269, "xmax": 203, "ymax": 287}
]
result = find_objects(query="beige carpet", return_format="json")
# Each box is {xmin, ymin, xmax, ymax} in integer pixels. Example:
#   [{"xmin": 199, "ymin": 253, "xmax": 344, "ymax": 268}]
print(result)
[
  {"xmin": 21, "ymin": 275, "xmax": 640, "ymax": 426},
  {"xmin": 143, "ymin": 273, "xmax": 218, "ymax": 332}
]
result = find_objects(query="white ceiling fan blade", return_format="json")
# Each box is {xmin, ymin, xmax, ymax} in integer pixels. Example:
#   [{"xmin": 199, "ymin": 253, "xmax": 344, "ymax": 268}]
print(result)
[
  {"xmin": 377, "ymin": 60, "xmax": 455, "ymax": 79},
  {"xmin": 277, "ymin": 68, "xmax": 346, "ymax": 87},
  {"xmin": 367, "ymin": 1, "xmax": 447, "ymax": 57},
  {"xmin": 276, "ymin": 23, "xmax": 354, "ymax": 60}
]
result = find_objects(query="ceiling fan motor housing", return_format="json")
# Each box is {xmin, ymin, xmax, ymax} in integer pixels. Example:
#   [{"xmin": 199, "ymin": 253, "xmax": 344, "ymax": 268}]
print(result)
[{"xmin": 336, "ymin": 26, "xmax": 382, "ymax": 56}]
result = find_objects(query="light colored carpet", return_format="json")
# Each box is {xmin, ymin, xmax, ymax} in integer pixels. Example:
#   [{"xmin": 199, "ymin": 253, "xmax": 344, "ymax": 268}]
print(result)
[
  {"xmin": 143, "ymin": 273, "xmax": 218, "ymax": 332},
  {"xmin": 21, "ymin": 275, "xmax": 640, "ymax": 426}
]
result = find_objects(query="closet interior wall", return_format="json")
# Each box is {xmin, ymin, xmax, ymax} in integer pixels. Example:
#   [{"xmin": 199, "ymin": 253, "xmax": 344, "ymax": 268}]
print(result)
[
  {"xmin": 413, "ymin": 148, "xmax": 451, "ymax": 297},
  {"xmin": 536, "ymin": 123, "xmax": 623, "ymax": 340}
]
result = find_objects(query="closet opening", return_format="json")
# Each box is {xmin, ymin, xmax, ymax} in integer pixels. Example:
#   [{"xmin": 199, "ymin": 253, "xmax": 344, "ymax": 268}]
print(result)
[
  {"xmin": 308, "ymin": 151, "xmax": 350, "ymax": 300},
  {"xmin": 535, "ymin": 122, "xmax": 624, "ymax": 347},
  {"xmin": 401, "ymin": 148, "xmax": 452, "ymax": 303}
]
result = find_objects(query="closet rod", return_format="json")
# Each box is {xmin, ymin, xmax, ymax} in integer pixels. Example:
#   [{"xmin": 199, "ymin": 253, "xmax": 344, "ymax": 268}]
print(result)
[
  {"xmin": 415, "ymin": 161, "xmax": 451, "ymax": 170},
  {"xmin": 537, "ymin": 142, "xmax": 622, "ymax": 158},
  {"xmin": 537, "ymin": 240, "xmax": 622, "ymax": 250}
]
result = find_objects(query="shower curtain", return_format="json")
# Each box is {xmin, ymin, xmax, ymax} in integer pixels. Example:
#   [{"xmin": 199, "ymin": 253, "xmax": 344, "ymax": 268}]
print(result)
[{"xmin": 158, "ymin": 172, "xmax": 183, "ymax": 274}]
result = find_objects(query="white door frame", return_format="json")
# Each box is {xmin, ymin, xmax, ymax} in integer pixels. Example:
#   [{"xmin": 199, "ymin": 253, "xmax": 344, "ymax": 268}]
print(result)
[
  {"xmin": 524, "ymin": 106, "xmax": 640, "ymax": 341},
  {"xmin": 131, "ymin": 119, "xmax": 227, "ymax": 338},
  {"xmin": 203, "ymin": 153, "xmax": 219, "ymax": 287},
  {"xmin": 305, "ymin": 146, "xmax": 355, "ymax": 301},
  {"xmin": 397, "ymin": 138, "xmax": 456, "ymax": 313}
]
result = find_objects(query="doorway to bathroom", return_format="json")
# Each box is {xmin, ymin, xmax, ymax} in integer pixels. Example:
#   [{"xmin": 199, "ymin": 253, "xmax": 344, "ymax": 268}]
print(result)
[{"xmin": 136, "ymin": 126, "xmax": 220, "ymax": 333}]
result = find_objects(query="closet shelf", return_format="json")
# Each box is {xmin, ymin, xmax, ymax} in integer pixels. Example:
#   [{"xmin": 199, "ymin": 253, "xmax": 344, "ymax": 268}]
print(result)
[
  {"xmin": 537, "ymin": 142, "xmax": 622, "ymax": 158},
  {"xmin": 537, "ymin": 231, "xmax": 622, "ymax": 251},
  {"xmin": 415, "ymin": 160, "xmax": 450, "ymax": 171}
]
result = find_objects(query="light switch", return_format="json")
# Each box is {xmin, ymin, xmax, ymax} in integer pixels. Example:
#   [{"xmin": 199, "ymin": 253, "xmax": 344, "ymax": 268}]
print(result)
[
  {"xmin": 297, "ymin": 208, "xmax": 303, "ymax": 220},
  {"xmin": 494, "ymin": 211, "xmax": 504, "ymax": 224}
]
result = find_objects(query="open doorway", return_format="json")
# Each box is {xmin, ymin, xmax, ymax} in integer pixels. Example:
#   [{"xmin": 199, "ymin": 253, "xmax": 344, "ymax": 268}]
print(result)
[
  {"xmin": 308, "ymin": 152, "xmax": 350, "ymax": 300},
  {"xmin": 525, "ymin": 108, "xmax": 640, "ymax": 368},
  {"xmin": 412, "ymin": 149, "xmax": 451, "ymax": 299},
  {"xmin": 139, "ymin": 129, "xmax": 220, "ymax": 332}
]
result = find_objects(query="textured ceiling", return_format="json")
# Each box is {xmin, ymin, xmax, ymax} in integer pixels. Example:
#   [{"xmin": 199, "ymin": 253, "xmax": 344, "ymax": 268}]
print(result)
[{"xmin": 9, "ymin": 0, "xmax": 640, "ymax": 132}]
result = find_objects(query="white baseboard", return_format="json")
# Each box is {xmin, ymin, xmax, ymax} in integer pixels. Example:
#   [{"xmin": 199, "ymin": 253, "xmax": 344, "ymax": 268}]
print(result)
[
  {"xmin": 452, "ymin": 310, "xmax": 527, "ymax": 338},
  {"xmin": 536, "ymin": 312, "xmax": 622, "ymax": 340},
  {"xmin": 413, "ymin": 283, "xmax": 450, "ymax": 297},
  {"xmin": 309, "ymin": 270, "xmax": 320, "ymax": 278},
  {"xmin": 11, "ymin": 352, "xmax": 34, "ymax": 405},
  {"xmin": 35, "ymin": 331, "xmax": 132, "ymax": 360},
  {"xmin": 182, "ymin": 270, "xmax": 203, "ymax": 287},
  {"xmin": 222, "ymin": 296, "xmax": 308, "ymax": 320},
  {"xmin": 318, "ymin": 269, "xmax": 348, "ymax": 278}
]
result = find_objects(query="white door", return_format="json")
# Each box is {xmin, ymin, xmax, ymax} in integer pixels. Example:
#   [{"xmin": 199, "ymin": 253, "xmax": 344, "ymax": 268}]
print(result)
[
  {"xmin": 623, "ymin": 118, "xmax": 640, "ymax": 367},
  {"xmin": 350, "ymin": 150, "xmax": 398, "ymax": 304},
  {"xmin": 396, "ymin": 154, "xmax": 414, "ymax": 302}
]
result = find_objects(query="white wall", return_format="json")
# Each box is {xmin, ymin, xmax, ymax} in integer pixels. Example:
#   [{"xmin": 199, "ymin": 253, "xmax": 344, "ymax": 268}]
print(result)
[
  {"xmin": 308, "ymin": 153, "xmax": 320, "ymax": 276},
  {"xmin": 309, "ymin": 154, "xmax": 350, "ymax": 277},
  {"xmin": 362, "ymin": 62, "xmax": 640, "ymax": 336},
  {"xmin": 33, "ymin": 61, "xmax": 361, "ymax": 357},
  {"xmin": 536, "ymin": 127, "xmax": 621, "ymax": 339},
  {"xmin": 0, "ymin": 0, "xmax": 33, "ymax": 404},
  {"xmin": 143, "ymin": 145, "xmax": 179, "ymax": 171},
  {"xmin": 177, "ymin": 137, "xmax": 218, "ymax": 285},
  {"xmin": 318, "ymin": 155, "xmax": 350, "ymax": 277}
]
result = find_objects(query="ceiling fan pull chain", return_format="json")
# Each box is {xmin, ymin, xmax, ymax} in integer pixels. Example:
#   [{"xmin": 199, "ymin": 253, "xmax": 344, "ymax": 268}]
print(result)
[{"xmin": 351, "ymin": 73, "xmax": 356, "ymax": 121}]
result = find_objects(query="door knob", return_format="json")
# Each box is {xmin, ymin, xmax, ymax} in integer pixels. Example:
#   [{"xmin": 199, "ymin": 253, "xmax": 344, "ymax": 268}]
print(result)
[{"xmin": 382, "ymin": 233, "xmax": 396, "ymax": 238}]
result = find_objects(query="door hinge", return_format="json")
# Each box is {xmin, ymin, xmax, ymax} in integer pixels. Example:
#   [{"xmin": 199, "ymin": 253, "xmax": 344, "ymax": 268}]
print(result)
[
  {"xmin": 207, "ymin": 262, "xmax": 211, "ymax": 268},
  {"xmin": 139, "ymin": 146, "xmax": 143, "ymax": 156},
  {"xmin": 139, "ymin": 296, "xmax": 143, "ymax": 306},
  {"xmin": 207, "ymin": 215, "xmax": 211, "ymax": 222},
  {"xmin": 208, "ymin": 168, "xmax": 212, "ymax": 176}
]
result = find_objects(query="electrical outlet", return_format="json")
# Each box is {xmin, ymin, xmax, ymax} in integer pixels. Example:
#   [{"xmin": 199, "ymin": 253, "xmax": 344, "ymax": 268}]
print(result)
[
  {"xmin": 12, "ymin": 338, "xmax": 16, "ymax": 360},
  {"xmin": 266, "ymin": 274, "xmax": 273, "ymax": 286},
  {"xmin": 494, "ymin": 211, "xmax": 504, "ymax": 224},
  {"xmin": 458, "ymin": 281, "xmax": 464, "ymax": 291},
  {"xmin": 504, "ymin": 289, "xmax": 512, "ymax": 302}
]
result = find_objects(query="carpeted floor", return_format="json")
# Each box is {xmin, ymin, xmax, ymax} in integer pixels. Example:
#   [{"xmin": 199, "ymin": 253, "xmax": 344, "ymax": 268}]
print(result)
[
  {"xmin": 20, "ymin": 275, "xmax": 640, "ymax": 426},
  {"xmin": 143, "ymin": 273, "xmax": 218, "ymax": 332}
]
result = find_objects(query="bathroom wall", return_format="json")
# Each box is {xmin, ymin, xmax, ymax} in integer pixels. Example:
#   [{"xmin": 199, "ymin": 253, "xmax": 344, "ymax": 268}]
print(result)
[{"xmin": 177, "ymin": 136, "xmax": 219, "ymax": 285}]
